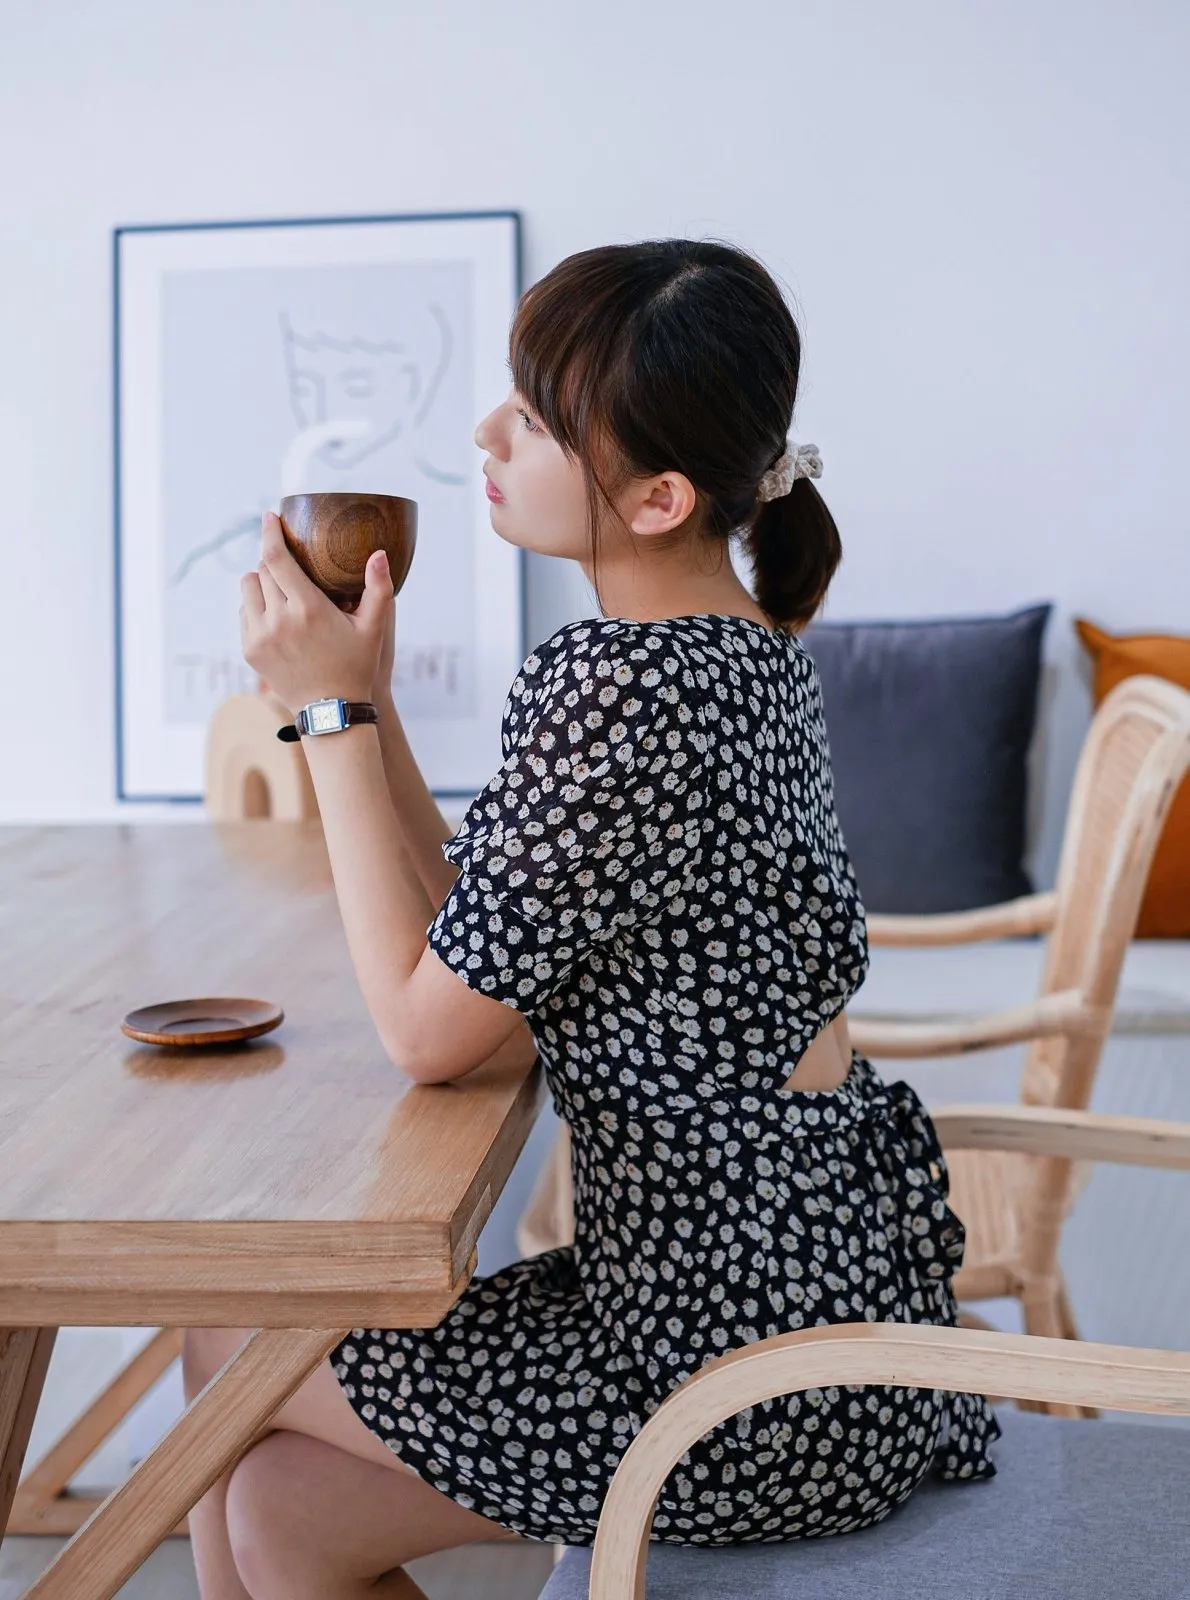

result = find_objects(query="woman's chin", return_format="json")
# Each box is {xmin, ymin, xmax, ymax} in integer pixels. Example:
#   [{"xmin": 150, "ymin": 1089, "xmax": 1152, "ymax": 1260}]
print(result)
[{"xmin": 488, "ymin": 511, "xmax": 587, "ymax": 562}]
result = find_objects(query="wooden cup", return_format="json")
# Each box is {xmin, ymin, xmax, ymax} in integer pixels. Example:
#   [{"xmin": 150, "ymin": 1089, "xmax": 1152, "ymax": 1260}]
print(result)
[{"xmin": 278, "ymin": 493, "xmax": 417, "ymax": 602}]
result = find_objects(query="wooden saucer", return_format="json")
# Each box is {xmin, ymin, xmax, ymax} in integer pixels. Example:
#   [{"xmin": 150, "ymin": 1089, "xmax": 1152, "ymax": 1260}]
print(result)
[{"xmin": 121, "ymin": 998, "xmax": 284, "ymax": 1049}]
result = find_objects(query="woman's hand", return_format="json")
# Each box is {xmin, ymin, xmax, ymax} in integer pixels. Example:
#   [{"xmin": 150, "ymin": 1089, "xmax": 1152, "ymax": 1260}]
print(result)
[
  {"xmin": 336, "ymin": 579, "xmax": 396, "ymax": 706},
  {"xmin": 372, "ymin": 593, "xmax": 397, "ymax": 707},
  {"xmin": 240, "ymin": 512, "xmax": 394, "ymax": 714}
]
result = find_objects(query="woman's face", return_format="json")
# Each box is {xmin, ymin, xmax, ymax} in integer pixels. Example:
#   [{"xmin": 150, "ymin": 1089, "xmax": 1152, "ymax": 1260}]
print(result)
[{"xmin": 474, "ymin": 391, "xmax": 595, "ymax": 561}]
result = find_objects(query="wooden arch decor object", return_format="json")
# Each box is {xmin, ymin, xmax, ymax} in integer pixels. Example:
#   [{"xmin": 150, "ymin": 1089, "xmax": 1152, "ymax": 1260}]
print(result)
[{"xmin": 203, "ymin": 691, "xmax": 319, "ymax": 823}]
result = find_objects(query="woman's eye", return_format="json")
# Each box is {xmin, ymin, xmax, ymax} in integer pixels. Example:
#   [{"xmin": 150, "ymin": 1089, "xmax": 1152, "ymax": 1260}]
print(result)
[{"xmin": 517, "ymin": 406, "xmax": 541, "ymax": 434}]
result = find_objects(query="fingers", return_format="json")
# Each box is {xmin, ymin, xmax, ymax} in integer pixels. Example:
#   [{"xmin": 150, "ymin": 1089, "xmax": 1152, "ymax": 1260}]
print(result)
[
  {"xmin": 240, "ymin": 570, "xmax": 265, "ymax": 618},
  {"xmin": 239, "ymin": 571, "xmax": 264, "ymax": 660},
  {"xmin": 259, "ymin": 511, "xmax": 317, "ymax": 603},
  {"xmin": 357, "ymin": 549, "xmax": 394, "ymax": 628},
  {"xmin": 257, "ymin": 559, "xmax": 287, "ymax": 612}
]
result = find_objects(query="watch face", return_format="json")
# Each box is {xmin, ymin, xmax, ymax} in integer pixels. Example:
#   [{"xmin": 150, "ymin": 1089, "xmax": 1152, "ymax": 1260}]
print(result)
[{"xmin": 308, "ymin": 700, "xmax": 344, "ymax": 734}]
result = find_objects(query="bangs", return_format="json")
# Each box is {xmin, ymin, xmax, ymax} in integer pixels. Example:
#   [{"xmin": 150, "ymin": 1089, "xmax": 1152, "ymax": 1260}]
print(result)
[{"xmin": 508, "ymin": 251, "xmax": 640, "ymax": 466}]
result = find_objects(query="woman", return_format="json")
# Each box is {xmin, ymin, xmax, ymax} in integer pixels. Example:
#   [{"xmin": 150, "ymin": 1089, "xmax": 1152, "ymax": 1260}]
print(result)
[{"xmin": 184, "ymin": 239, "xmax": 998, "ymax": 1600}]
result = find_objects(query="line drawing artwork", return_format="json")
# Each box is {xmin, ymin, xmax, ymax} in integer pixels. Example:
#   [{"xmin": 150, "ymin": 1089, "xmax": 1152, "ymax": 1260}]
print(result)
[
  {"xmin": 159, "ymin": 256, "xmax": 479, "ymax": 730},
  {"xmin": 170, "ymin": 304, "xmax": 466, "ymax": 587},
  {"xmin": 117, "ymin": 214, "xmax": 521, "ymax": 802}
]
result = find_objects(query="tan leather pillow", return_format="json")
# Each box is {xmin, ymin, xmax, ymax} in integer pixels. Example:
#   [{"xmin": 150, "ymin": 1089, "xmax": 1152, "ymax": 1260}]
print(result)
[{"xmin": 1075, "ymin": 619, "xmax": 1190, "ymax": 938}]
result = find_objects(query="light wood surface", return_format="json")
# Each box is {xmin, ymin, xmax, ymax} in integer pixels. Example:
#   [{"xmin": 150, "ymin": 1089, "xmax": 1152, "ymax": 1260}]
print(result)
[
  {"xmin": 0, "ymin": 824, "xmax": 543, "ymax": 1597},
  {"xmin": 865, "ymin": 889, "xmax": 1058, "ymax": 946},
  {"xmin": 848, "ymin": 987, "xmax": 1105, "ymax": 1058},
  {"xmin": 0, "ymin": 824, "xmax": 542, "ymax": 1327},
  {"xmin": 933, "ymin": 1102, "xmax": 1190, "ymax": 1169}
]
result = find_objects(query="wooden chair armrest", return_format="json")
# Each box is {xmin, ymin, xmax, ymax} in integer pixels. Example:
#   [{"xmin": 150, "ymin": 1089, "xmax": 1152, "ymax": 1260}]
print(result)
[
  {"xmin": 848, "ymin": 988, "xmax": 1106, "ymax": 1058},
  {"xmin": 588, "ymin": 1322, "xmax": 1190, "ymax": 1600},
  {"xmin": 931, "ymin": 1104, "xmax": 1190, "ymax": 1170},
  {"xmin": 866, "ymin": 891, "xmax": 1058, "ymax": 946}
]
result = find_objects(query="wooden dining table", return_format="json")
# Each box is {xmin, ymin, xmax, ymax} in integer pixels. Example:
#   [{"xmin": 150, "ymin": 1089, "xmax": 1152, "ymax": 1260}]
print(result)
[{"xmin": 0, "ymin": 823, "xmax": 543, "ymax": 1599}]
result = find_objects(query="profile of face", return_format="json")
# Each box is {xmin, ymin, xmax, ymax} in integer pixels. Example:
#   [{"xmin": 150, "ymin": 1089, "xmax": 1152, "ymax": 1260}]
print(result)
[
  {"xmin": 474, "ymin": 392, "xmax": 697, "ymax": 567},
  {"xmin": 281, "ymin": 308, "xmax": 450, "ymax": 470}
]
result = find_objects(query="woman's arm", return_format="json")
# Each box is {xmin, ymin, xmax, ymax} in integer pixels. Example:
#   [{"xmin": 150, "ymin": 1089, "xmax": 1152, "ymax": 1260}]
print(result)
[
  {"xmin": 241, "ymin": 516, "xmax": 527, "ymax": 1083},
  {"xmin": 302, "ymin": 725, "xmax": 525, "ymax": 1080},
  {"xmin": 373, "ymin": 693, "xmax": 459, "ymax": 910},
  {"xmin": 366, "ymin": 600, "xmax": 461, "ymax": 910}
]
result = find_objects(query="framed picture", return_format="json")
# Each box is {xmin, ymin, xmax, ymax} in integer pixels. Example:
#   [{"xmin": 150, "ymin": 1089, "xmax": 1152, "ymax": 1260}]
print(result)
[{"xmin": 115, "ymin": 209, "xmax": 523, "ymax": 801}]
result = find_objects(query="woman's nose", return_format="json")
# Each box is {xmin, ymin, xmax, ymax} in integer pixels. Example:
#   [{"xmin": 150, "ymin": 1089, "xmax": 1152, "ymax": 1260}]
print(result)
[
  {"xmin": 474, "ymin": 406, "xmax": 498, "ymax": 453},
  {"xmin": 474, "ymin": 401, "xmax": 510, "ymax": 458}
]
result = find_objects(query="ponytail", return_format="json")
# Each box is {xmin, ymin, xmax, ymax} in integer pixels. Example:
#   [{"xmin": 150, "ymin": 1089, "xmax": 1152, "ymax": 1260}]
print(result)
[{"xmin": 743, "ymin": 478, "xmax": 842, "ymax": 630}]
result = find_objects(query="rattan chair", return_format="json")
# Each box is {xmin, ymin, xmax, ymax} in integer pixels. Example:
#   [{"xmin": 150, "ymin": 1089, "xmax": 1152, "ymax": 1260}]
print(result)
[
  {"xmin": 542, "ymin": 1103, "xmax": 1190, "ymax": 1600},
  {"xmin": 519, "ymin": 676, "xmax": 1190, "ymax": 1373},
  {"xmin": 851, "ymin": 674, "xmax": 1190, "ymax": 1361}
]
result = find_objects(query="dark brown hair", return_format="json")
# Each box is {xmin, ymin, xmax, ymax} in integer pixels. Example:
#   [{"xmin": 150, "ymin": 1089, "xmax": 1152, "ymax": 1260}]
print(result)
[{"xmin": 510, "ymin": 239, "xmax": 841, "ymax": 628}]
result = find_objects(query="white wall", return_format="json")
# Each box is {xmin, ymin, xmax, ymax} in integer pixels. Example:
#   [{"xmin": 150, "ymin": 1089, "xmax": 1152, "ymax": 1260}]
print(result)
[{"xmin": 2, "ymin": 0, "xmax": 1189, "ymax": 887}]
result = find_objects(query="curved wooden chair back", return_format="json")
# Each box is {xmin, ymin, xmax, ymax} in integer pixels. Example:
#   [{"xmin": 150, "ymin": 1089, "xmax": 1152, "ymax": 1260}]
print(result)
[
  {"xmin": 1024, "ymin": 674, "xmax": 1190, "ymax": 1112},
  {"xmin": 581, "ymin": 1103, "xmax": 1190, "ymax": 1600}
]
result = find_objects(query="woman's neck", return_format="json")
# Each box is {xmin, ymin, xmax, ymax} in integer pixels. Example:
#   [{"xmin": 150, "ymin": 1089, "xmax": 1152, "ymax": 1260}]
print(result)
[{"xmin": 580, "ymin": 543, "xmax": 773, "ymax": 630}]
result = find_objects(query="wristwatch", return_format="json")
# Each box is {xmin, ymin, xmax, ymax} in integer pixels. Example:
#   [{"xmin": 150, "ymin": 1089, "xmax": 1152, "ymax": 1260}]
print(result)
[{"xmin": 276, "ymin": 699, "xmax": 379, "ymax": 743}]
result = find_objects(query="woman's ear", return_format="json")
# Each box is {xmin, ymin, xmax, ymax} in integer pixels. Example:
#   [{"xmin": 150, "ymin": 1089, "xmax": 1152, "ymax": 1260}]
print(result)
[{"xmin": 626, "ymin": 471, "xmax": 699, "ymax": 537}]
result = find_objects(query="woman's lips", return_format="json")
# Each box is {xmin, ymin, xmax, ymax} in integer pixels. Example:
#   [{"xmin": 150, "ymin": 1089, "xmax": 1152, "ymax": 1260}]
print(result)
[{"xmin": 484, "ymin": 475, "xmax": 505, "ymax": 504}]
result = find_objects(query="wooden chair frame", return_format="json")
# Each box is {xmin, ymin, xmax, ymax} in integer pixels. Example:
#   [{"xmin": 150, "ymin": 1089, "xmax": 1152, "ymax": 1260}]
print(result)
[
  {"xmin": 852, "ymin": 675, "xmax": 1190, "ymax": 1368},
  {"xmin": 587, "ymin": 1101, "xmax": 1190, "ymax": 1600}
]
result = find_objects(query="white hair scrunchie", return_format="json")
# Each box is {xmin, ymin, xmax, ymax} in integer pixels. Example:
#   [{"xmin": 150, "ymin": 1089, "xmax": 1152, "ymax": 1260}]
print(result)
[{"xmin": 757, "ymin": 441, "xmax": 823, "ymax": 502}]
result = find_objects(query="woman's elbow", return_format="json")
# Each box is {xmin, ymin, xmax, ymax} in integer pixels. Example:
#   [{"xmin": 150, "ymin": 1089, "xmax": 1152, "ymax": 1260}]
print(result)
[{"xmin": 378, "ymin": 1025, "xmax": 469, "ymax": 1085}]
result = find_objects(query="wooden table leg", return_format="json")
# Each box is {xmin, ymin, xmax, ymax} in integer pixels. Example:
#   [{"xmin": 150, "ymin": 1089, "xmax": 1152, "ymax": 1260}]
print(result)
[
  {"xmin": 20, "ymin": 1327, "xmax": 345, "ymax": 1600},
  {"xmin": 11, "ymin": 1329, "xmax": 185, "ymax": 1536},
  {"xmin": 1, "ymin": 1328, "xmax": 58, "ymax": 1544}
]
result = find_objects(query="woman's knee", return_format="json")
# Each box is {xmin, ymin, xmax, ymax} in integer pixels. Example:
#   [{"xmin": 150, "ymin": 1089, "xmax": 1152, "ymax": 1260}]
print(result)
[{"xmin": 226, "ymin": 1433, "xmax": 329, "ymax": 1599}]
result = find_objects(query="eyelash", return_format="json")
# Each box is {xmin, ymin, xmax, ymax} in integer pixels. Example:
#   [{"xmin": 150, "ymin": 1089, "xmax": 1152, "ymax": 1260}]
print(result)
[{"xmin": 517, "ymin": 406, "xmax": 542, "ymax": 434}]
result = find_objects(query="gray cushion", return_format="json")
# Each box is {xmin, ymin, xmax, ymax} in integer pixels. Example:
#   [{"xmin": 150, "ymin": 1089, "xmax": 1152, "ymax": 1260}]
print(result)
[
  {"xmin": 540, "ymin": 1408, "xmax": 1190, "ymax": 1599},
  {"xmin": 802, "ymin": 605, "xmax": 1050, "ymax": 914}
]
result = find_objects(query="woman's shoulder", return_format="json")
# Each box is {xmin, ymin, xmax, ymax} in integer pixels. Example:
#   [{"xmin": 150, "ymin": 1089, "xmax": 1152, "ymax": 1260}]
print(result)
[
  {"xmin": 511, "ymin": 616, "xmax": 689, "ymax": 701},
  {"xmin": 503, "ymin": 617, "xmax": 717, "ymax": 762},
  {"xmin": 520, "ymin": 613, "xmax": 809, "ymax": 677}
]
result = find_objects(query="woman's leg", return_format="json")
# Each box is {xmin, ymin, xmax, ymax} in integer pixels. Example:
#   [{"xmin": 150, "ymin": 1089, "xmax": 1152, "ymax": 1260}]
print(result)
[
  {"xmin": 182, "ymin": 1328, "xmax": 514, "ymax": 1600},
  {"xmin": 225, "ymin": 1429, "xmax": 502, "ymax": 1599}
]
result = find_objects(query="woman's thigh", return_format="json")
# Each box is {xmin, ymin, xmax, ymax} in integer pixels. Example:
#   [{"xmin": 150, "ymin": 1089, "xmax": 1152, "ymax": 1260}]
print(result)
[
  {"xmin": 182, "ymin": 1327, "xmax": 511, "ymax": 1529},
  {"xmin": 183, "ymin": 1326, "xmax": 401, "ymax": 1472}
]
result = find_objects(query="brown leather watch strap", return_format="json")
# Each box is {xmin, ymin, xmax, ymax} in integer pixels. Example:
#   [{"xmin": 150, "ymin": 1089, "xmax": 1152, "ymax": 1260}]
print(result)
[{"xmin": 276, "ymin": 700, "xmax": 380, "ymax": 742}]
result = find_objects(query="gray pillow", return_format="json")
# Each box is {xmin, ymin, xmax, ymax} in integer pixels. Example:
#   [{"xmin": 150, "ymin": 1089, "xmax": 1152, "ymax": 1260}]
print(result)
[{"xmin": 801, "ymin": 605, "xmax": 1050, "ymax": 915}]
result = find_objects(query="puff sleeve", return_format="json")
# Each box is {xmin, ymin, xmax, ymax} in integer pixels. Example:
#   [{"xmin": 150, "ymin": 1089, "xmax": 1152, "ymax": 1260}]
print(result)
[{"xmin": 426, "ymin": 626, "xmax": 709, "ymax": 1012}]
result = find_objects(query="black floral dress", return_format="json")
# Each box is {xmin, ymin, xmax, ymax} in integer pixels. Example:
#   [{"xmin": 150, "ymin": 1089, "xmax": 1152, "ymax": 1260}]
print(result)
[{"xmin": 331, "ymin": 614, "xmax": 999, "ymax": 1545}]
